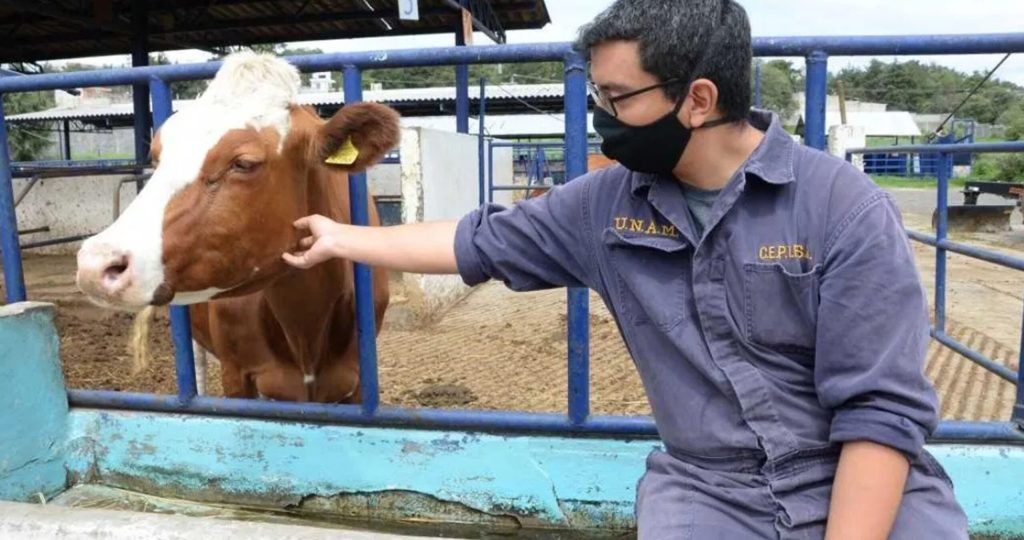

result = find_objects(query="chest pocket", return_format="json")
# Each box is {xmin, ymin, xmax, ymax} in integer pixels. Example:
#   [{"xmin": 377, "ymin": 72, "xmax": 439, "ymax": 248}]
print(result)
[
  {"xmin": 603, "ymin": 228, "xmax": 690, "ymax": 330},
  {"xmin": 742, "ymin": 262, "xmax": 821, "ymax": 352}
]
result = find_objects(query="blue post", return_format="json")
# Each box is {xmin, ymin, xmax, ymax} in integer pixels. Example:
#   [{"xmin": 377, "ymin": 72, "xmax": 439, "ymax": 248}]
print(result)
[
  {"xmin": 150, "ymin": 77, "xmax": 197, "ymax": 403},
  {"xmin": 487, "ymin": 142, "xmax": 494, "ymax": 204},
  {"xmin": 754, "ymin": 61, "xmax": 763, "ymax": 109},
  {"xmin": 344, "ymin": 65, "xmax": 381, "ymax": 416},
  {"xmin": 0, "ymin": 96, "xmax": 26, "ymax": 303},
  {"xmin": 935, "ymin": 152, "xmax": 949, "ymax": 333},
  {"xmin": 564, "ymin": 52, "xmax": 590, "ymax": 426},
  {"xmin": 62, "ymin": 119, "xmax": 71, "ymax": 160},
  {"xmin": 804, "ymin": 51, "xmax": 828, "ymax": 150},
  {"xmin": 1016, "ymin": 309, "xmax": 1024, "ymax": 427},
  {"xmin": 131, "ymin": 1, "xmax": 151, "ymax": 192},
  {"xmin": 455, "ymin": 22, "xmax": 470, "ymax": 133},
  {"xmin": 478, "ymin": 77, "xmax": 486, "ymax": 206}
]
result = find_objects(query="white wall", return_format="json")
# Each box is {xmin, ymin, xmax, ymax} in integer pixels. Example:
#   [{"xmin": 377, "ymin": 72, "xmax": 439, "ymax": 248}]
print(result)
[
  {"xmin": 14, "ymin": 173, "xmax": 140, "ymax": 255},
  {"xmin": 367, "ymin": 163, "xmax": 400, "ymax": 198},
  {"xmin": 396, "ymin": 127, "xmax": 486, "ymax": 325},
  {"xmin": 827, "ymin": 124, "xmax": 866, "ymax": 172}
]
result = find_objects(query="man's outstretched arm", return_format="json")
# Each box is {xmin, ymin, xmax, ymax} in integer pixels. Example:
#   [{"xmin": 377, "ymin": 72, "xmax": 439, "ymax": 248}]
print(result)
[{"xmin": 283, "ymin": 216, "xmax": 459, "ymax": 274}]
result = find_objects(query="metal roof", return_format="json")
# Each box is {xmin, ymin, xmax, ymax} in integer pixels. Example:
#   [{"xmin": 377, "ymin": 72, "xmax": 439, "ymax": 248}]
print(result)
[
  {"xmin": 0, "ymin": 0, "xmax": 550, "ymax": 63},
  {"xmin": 5, "ymin": 83, "xmax": 569, "ymax": 123}
]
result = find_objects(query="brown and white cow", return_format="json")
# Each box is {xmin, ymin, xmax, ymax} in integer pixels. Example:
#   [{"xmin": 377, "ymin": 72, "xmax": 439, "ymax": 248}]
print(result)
[{"xmin": 75, "ymin": 52, "xmax": 397, "ymax": 403}]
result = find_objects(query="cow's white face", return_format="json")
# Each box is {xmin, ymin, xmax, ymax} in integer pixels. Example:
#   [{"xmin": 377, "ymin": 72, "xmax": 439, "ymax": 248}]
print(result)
[
  {"xmin": 75, "ymin": 52, "xmax": 298, "ymax": 311},
  {"xmin": 76, "ymin": 52, "xmax": 402, "ymax": 313}
]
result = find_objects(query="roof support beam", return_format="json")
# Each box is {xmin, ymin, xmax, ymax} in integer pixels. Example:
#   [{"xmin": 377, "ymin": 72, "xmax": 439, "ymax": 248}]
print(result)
[{"xmin": 443, "ymin": 0, "xmax": 505, "ymax": 44}]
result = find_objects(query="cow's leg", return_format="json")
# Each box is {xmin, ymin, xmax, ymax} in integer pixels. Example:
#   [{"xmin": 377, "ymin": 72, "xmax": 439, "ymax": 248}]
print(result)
[
  {"xmin": 192, "ymin": 340, "xmax": 208, "ymax": 396},
  {"xmin": 252, "ymin": 362, "xmax": 308, "ymax": 402},
  {"xmin": 219, "ymin": 361, "xmax": 256, "ymax": 399},
  {"xmin": 315, "ymin": 331, "xmax": 361, "ymax": 404}
]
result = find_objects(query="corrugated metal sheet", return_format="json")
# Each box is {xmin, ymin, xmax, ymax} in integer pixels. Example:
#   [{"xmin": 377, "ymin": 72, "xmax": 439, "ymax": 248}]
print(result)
[{"xmin": 6, "ymin": 83, "xmax": 567, "ymax": 122}]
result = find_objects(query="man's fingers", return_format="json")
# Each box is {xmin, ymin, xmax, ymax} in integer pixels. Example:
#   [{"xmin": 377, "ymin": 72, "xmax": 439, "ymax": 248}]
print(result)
[
  {"xmin": 293, "ymin": 216, "xmax": 312, "ymax": 230},
  {"xmin": 298, "ymin": 236, "xmax": 315, "ymax": 249},
  {"xmin": 282, "ymin": 251, "xmax": 310, "ymax": 268}
]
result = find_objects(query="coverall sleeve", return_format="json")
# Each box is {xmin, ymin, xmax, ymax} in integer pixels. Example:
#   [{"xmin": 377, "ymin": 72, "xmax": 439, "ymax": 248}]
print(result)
[{"xmin": 815, "ymin": 191, "xmax": 939, "ymax": 459}]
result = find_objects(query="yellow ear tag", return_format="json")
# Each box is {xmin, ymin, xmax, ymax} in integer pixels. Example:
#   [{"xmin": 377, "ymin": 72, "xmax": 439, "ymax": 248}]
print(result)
[{"xmin": 325, "ymin": 137, "xmax": 359, "ymax": 165}]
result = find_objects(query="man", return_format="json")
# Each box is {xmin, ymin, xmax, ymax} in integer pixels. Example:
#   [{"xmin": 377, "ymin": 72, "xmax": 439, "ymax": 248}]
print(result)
[{"xmin": 283, "ymin": 1, "xmax": 969, "ymax": 537}]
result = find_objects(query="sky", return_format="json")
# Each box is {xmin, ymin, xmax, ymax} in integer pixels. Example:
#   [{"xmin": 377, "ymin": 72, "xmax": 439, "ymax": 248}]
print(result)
[{"xmin": 55, "ymin": 0, "xmax": 1024, "ymax": 87}]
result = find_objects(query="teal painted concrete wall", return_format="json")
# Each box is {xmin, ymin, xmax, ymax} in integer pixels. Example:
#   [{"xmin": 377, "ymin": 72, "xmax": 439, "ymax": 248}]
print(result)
[
  {"xmin": 64, "ymin": 409, "xmax": 657, "ymax": 531},
  {"xmin": 0, "ymin": 302, "xmax": 69, "ymax": 502},
  {"xmin": 63, "ymin": 409, "xmax": 1024, "ymax": 535}
]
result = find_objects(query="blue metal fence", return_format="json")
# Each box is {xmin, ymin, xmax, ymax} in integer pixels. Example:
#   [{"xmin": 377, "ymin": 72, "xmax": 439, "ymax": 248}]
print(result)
[
  {"xmin": 846, "ymin": 141, "xmax": 1024, "ymax": 426},
  {"xmin": 1, "ymin": 34, "xmax": 1023, "ymax": 441},
  {"xmin": 484, "ymin": 141, "xmax": 602, "ymax": 203}
]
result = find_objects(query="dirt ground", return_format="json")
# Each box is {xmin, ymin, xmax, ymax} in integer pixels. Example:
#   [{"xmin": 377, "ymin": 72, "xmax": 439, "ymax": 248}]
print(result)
[{"xmin": 4, "ymin": 187, "xmax": 1021, "ymax": 421}]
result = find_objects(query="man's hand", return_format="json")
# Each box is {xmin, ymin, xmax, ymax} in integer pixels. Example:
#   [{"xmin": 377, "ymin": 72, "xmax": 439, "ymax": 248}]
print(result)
[
  {"xmin": 281, "ymin": 216, "xmax": 460, "ymax": 274},
  {"xmin": 825, "ymin": 441, "xmax": 910, "ymax": 540},
  {"xmin": 283, "ymin": 215, "xmax": 346, "ymax": 269}
]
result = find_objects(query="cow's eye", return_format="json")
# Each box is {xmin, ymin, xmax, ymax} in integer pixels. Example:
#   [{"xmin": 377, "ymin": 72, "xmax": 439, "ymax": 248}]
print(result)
[{"xmin": 232, "ymin": 159, "xmax": 260, "ymax": 173}]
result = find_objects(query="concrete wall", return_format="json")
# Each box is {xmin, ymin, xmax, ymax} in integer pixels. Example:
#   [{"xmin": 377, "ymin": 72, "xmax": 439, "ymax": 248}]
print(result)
[
  {"xmin": 827, "ymin": 124, "xmax": 866, "ymax": 172},
  {"xmin": 394, "ymin": 127, "xmax": 515, "ymax": 327},
  {"xmin": 0, "ymin": 302, "xmax": 68, "ymax": 502},
  {"xmin": 14, "ymin": 173, "xmax": 139, "ymax": 255}
]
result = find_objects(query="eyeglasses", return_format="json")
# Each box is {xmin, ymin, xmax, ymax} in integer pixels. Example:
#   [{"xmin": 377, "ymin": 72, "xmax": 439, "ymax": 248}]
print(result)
[{"xmin": 586, "ymin": 77, "xmax": 682, "ymax": 117}]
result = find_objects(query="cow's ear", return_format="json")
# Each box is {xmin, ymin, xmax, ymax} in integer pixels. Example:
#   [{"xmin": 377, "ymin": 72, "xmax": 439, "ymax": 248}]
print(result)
[{"xmin": 315, "ymin": 102, "xmax": 400, "ymax": 172}]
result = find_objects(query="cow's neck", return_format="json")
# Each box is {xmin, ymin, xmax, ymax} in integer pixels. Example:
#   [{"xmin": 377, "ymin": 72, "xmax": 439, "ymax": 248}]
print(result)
[{"xmin": 260, "ymin": 164, "xmax": 352, "ymax": 376}]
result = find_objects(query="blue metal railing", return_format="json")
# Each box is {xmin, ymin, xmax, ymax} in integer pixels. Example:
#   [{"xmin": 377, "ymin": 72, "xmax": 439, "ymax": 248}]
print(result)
[
  {"xmin": 846, "ymin": 141, "xmax": 1024, "ymax": 425},
  {"xmin": 0, "ymin": 34, "xmax": 1023, "ymax": 441},
  {"xmin": 485, "ymin": 141, "xmax": 603, "ymax": 203}
]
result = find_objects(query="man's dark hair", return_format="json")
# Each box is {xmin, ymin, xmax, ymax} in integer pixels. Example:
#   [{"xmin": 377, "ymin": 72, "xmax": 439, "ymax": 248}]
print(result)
[{"xmin": 574, "ymin": 0, "xmax": 752, "ymax": 121}]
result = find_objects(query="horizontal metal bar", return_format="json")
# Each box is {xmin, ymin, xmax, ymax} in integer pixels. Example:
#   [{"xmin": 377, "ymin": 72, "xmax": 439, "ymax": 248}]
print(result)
[
  {"xmin": 753, "ymin": 33, "xmax": 1024, "ymax": 56},
  {"xmin": 0, "ymin": 43, "xmax": 575, "ymax": 92},
  {"xmin": 932, "ymin": 330, "xmax": 1018, "ymax": 383},
  {"xmin": 2, "ymin": 33, "xmax": 1023, "ymax": 93},
  {"xmin": 907, "ymin": 230, "xmax": 1024, "ymax": 272},
  {"xmin": 19, "ymin": 233, "xmax": 93, "ymax": 250},
  {"xmin": 66, "ymin": 389, "xmax": 1024, "ymax": 443},
  {"xmin": 68, "ymin": 390, "xmax": 660, "ymax": 437},
  {"xmin": 489, "ymin": 142, "xmax": 603, "ymax": 149},
  {"xmin": 11, "ymin": 159, "xmax": 141, "ymax": 169},
  {"xmin": 849, "ymin": 142, "xmax": 1024, "ymax": 155},
  {"xmin": 491, "ymin": 185, "xmax": 551, "ymax": 191},
  {"xmin": 931, "ymin": 421, "xmax": 1024, "ymax": 443}
]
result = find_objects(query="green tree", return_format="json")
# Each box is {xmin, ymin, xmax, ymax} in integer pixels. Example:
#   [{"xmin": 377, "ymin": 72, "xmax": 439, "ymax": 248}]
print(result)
[
  {"xmin": 1, "ymin": 65, "xmax": 56, "ymax": 161},
  {"xmin": 754, "ymin": 60, "xmax": 801, "ymax": 120},
  {"xmin": 997, "ymin": 101, "xmax": 1024, "ymax": 140}
]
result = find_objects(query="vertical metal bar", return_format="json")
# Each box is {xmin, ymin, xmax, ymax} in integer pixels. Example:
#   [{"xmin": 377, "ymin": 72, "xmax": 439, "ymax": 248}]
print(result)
[
  {"xmin": 62, "ymin": 119, "xmax": 71, "ymax": 160},
  {"xmin": 151, "ymin": 77, "xmax": 197, "ymax": 403},
  {"xmin": 478, "ymin": 77, "xmax": 486, "ymax": 206},
  {"xmin": 564, "ymin": 52, "xmax": 590, "ymax": 425},
  {"xmin": 804, "ymin": 51, "xmax": 828, "ymax": 150},
  {"xmin": 455, "ymin": 22, "xmax": 470, "ymax": 133},
  {"xmin": 0, "ymin": 95, "xmax": 26, "ymax": 303},
  {"xmin": 1011, "ymin": 302, "xmax": 1024, "ymax": 427},
  {"xmin": 754, "ymin": 61, "xmax": 763, "ymax": 109},
  {"xmin": 131, "ymin": 0, "xmax": 151, "ymax": 192},
  {"xmin": 935, "ymin": 152, "xmax": 949, "ymax": 333},
  {"xmin": 344, "ymin": 65, "xmax": 380, "ymax": 416},
  {"xmin": 487, "ymin": 141, "xmax": 494, "ymax": 204}
]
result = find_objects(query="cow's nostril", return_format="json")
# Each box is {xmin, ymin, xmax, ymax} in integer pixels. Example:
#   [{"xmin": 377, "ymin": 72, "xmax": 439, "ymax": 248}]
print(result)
[{"xmin": 102, "ymin": 256, "xmax": 130, "ymax": 284}]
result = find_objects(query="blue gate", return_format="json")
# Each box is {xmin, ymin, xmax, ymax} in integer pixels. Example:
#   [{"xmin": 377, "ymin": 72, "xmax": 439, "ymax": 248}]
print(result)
[{"xmin": 0, "ymin": 34, "xmax": 1023, "ymax": 443}]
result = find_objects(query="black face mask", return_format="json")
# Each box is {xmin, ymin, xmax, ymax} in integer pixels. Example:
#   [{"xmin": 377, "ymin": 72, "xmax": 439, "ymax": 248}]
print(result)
[{"xmin": 593, "ymin": 97, "xmax": 732, "ymax": 175}]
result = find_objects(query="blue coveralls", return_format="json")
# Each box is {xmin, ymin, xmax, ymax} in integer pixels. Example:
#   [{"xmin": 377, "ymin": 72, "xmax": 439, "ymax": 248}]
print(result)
[{"xmin": 453, "ymin": 110, "xmax": 968, "ymax": 539}]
